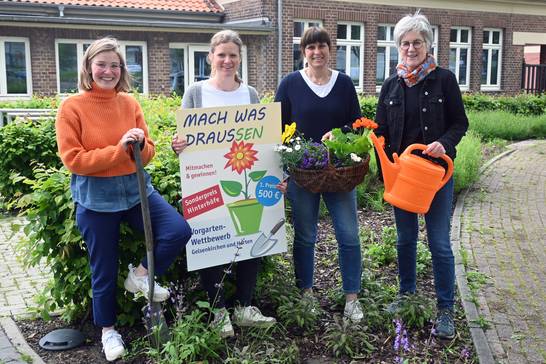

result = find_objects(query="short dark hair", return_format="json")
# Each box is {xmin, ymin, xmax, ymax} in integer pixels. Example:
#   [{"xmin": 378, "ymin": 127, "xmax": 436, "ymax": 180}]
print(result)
[{"xmin": 300, "ymin": 26, "xmax": 331, "ymax": 53}]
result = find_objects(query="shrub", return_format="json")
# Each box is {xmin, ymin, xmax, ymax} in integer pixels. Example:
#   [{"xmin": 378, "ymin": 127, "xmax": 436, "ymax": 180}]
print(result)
[
  {"xmin": 454, "ymin": 130, "xmax": 482, "ymax": 193},
  {"xmin": 468, "ymin": 110, "xmax": 546, "ymax": 140},
  {"xmin": 0, "ymin": 118, "xmax": 61, "ymax": 208}
]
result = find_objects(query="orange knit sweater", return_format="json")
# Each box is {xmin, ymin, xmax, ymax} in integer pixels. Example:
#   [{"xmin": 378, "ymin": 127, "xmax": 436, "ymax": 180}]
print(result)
[{"xmin": 55, "ymin": 85, "xmax": 155, "ymax": 177}]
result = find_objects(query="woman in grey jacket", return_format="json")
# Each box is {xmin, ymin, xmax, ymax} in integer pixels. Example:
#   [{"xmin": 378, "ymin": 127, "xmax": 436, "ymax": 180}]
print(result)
[{"xmin": 172, "ymin": 30, "xmax": 275, "ymax": 338}]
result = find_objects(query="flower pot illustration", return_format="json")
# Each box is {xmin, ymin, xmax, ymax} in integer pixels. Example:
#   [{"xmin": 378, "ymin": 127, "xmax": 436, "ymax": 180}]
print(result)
[{"xmin": 226, "ymin": 198, "xmax": 264, "ymax": 236}]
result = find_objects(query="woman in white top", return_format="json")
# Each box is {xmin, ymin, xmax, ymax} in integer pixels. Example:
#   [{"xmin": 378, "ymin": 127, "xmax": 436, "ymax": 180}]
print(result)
[{"xmin": 172, "ymin": 29, "xmax": 275, "ymax": 338}]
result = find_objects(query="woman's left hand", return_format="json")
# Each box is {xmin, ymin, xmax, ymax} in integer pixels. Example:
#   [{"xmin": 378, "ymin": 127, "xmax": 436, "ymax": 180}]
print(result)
[
  {"xmin": 121, "ymin": 128, "xmax": 145, "ymax": 150},
  {"xmin": 423, "ymin": 141, "xmax": 446, "ymax": 158},
  {"xmin": 321, "ymin": 131, "xmax": 334, "ymax": 141}
]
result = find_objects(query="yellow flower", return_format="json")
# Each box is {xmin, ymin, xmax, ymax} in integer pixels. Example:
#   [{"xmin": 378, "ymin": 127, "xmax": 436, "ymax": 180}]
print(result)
[{"xmin": 281, "ymin": 122, "xmax": 297, "ymax": 144}]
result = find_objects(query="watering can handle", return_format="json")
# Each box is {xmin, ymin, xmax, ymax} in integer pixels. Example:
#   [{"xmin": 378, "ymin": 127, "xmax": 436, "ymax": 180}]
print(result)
[{"xmin": 404, "ymin": 144, "xmax": 454, "ymax": 187}]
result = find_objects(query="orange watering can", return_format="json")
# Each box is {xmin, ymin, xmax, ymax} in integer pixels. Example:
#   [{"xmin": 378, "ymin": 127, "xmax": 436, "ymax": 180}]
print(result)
[{"xmin": 370, "ymin": 132, "xmax": 453, "ymax": 214}]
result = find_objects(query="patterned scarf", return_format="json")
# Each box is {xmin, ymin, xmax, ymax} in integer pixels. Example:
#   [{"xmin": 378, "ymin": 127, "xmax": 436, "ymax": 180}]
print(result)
[{"xmin": 396, "ymin": 54, "xmax": 437, "ymax": 87}]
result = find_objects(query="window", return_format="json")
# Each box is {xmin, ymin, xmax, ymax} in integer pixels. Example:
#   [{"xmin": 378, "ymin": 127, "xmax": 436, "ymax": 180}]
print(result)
[
  {"xmin": 293, "ymin": 20, "xmax": 323, "ymax": 71},
  {"xmin": 481, "ymin": 29, "xmax": 502, "ymax": 91},
  {"xmin": 430, "ymin": 26, "xmax": 439, "ymax": 59},
  {"xmin": 336, "ymin": 23, "xmax": 364, "ymax": 90},
  {"xmin": 449, "ymin": 27, "xmax": 472, "ymax": 90},
  {"xmin": 55, "ymin": 39, "xmax": 148, "ymax": 94},
  {"xmin": 376, "ymin": 24, "xmax": 397, "ymax": 91},
  {"xmin": 0, "ymin": 37, "xmax": 31, "ymax": 97},
  {"xmin": 169, "ymin": 43, "xmax": 248, "ymax": 96}
]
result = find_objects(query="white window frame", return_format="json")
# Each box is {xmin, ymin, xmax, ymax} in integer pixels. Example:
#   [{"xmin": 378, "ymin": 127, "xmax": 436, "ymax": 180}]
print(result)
[
  {"xmin": 376, "ymin": 24, "xmax": 397, "ymax": 92},
  {"xmin": 430, "ymin": 26, "xmax": 439, "ymax": 59},
  {"xmin": 336, "ymin": 22, "xmax": 364, "ymax": 91},
  {"xmin": 293, "ymin": 19, "xmax": 323, "ymax": 71},
  {"xmin": 55, "ymin": 39, "xmax": 148, "ymax": 94},
  {"xmin": 0, "ymin": 37, "xmax": 32, "ymax": 99},
  {"xmin": 169, "ymin": 43, "xmax": 248, "ymax": 93},
  {"xmin": 481, "ymin": 28, "xmax": 502, "ymax": 91},
  {"xmin": 449, "ymin": 27, "xmax": 472, "ymax": 91}
]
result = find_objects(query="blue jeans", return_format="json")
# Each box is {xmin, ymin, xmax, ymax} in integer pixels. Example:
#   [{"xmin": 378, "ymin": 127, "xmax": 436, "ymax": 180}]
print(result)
[
  {"xmin": 393, "ymin": 178, "xmax": 454, "ymax": 309},
  {"xmin": 76, "ymin": 190, "xmax": 192, "ymax": 327},
  {"xmin": 287, "ymin": 180, "xmax": 361, "ymax": 294}
]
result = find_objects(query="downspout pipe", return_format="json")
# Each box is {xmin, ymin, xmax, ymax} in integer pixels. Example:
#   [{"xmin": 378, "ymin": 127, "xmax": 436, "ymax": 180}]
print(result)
[{"xmin": 277, "ymin": 0, "xmax": 283, "ymax": 86}]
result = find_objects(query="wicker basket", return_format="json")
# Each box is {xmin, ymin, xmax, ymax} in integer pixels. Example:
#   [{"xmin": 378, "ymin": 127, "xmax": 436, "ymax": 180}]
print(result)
[{"xmin": 290, "ymin": 154, "xmax": 370, "ymax": 193}]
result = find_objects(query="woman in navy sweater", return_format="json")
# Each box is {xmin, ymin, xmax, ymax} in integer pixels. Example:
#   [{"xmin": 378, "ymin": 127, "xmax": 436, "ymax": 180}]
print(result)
[{"xmin": 275, "ymin": 26, "xmax": 363, "ymax": 322}]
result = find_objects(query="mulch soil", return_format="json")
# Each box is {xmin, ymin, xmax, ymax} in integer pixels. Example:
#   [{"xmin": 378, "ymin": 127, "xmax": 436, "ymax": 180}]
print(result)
[{"xmin": 18, "ymin": 207, "xmax": 475, "ymax": 363}]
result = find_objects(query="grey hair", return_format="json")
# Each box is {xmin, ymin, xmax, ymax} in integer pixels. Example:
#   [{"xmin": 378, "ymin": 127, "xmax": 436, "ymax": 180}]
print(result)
[{"xmin": 393, "ymin": 10, "xmax": 433, "ymax": 52}]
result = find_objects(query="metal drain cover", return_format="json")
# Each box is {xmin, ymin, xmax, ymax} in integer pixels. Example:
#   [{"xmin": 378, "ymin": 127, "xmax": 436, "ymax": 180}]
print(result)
[{"xmin": 39, "ymin": 329, "xmax": 85, "ymax": 351}]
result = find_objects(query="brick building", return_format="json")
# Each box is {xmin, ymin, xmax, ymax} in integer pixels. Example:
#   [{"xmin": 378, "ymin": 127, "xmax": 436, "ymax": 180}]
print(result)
[{"xmin": 1, "ymin": 0, "xmax": 546, "ymax": 99}]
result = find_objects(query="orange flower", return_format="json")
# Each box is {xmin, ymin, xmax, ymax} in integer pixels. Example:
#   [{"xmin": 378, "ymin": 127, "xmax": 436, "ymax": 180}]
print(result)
[
  {"xmin": 377, "ymin": 135, "xmax": 385, "ymax": 147},
  {"xmin": 224, "ymin": 141, "xmax": 259, "ymax": 174},
  {"xmin": 353, "ymin": 117, "xmax": 378, "ymax": 130}
]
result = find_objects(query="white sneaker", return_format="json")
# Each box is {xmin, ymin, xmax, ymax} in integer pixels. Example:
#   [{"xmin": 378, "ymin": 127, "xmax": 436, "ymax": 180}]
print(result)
[
  {"xmin": 344, "ymin": 299, "xmax": 364, "ymax": 322},
  {"xmin": 124, "ymin": 264, "xmax": 170, "ymax": 302},
  {"xmin": 233, "ymin": 306, "xmax": 276, "ymax": 328},
  {"xmin": 212, "ymin": 308, "xmax": 234, "ymax": 338},
  {"xmin": 102, "ymin": 329, "xmax": 125, "ymax": 362}
]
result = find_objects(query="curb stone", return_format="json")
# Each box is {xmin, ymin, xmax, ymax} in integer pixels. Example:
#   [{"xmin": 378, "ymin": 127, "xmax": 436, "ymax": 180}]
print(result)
[
  {"xmin": 0, "ymin": 317, "xmax": 45, "ymax": 364},
  {"xmin": 451, "ymin": 148, "xmax": 515, "ymax": 364}
]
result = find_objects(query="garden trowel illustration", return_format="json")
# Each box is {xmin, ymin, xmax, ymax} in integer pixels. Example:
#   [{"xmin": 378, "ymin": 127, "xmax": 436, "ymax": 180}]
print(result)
[{"xmin": 250, "ymin": 218, "xmax": 285, "ymax": 257}]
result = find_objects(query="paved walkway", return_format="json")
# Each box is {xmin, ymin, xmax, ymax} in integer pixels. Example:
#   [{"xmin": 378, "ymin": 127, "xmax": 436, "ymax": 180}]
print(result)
[
  {"xmin": 453, "ymin": 140, "xmax": 546, "ymax": 364},
  {"xmin": 0, "ymin": 216, "xmax": 48, "ymax": 363},
  {"xmin": 0, "ymin": 140, "xmax": 544, "ymax": 363}
]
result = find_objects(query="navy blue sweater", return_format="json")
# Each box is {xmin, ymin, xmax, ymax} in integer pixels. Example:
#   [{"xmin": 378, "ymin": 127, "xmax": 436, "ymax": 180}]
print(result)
[{"xmin": 275, "ymin": 71, "xmax": 361, "ymax": 142}]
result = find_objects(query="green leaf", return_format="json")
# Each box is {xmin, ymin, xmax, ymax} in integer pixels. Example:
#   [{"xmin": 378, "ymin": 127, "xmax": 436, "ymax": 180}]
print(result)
[
  {"xmin": 220, "ymin": 180, "xmax": 242, "ymax": 197},
  {"xmin": 248, "ymin": 170, "xmax": 267, "ymax": 181}
]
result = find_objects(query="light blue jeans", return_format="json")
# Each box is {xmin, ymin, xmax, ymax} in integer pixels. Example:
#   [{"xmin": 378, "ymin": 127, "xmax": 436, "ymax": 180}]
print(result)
[
  {"xmin": 287, "ymin": 179, "xmax": 362, "ymax": 293},
  {"xmin": 393, "ymin": 178, "xmax": 455, "ymax": 309}
]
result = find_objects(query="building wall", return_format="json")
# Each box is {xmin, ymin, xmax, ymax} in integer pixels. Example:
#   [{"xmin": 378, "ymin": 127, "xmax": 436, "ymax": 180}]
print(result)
[{"xmin": 0, "ymin": 25, "xmax": 266, "ymax": 96}]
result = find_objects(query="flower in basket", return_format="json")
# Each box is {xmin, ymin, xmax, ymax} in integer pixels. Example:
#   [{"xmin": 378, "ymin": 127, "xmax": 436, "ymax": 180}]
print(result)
[
  {"xmin": 275, "ymin": 122, "xmax": 329, "ymax": 171},
  {"xmin": 221, "ymin": 141, "xmax": 266, "ymax": 200},
  {"xmin": 322, "ymin": 117, "xmax": 378, "ymax": 167}
]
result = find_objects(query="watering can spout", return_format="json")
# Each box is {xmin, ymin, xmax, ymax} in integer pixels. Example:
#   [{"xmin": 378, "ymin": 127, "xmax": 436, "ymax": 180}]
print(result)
[{"xmin": 370, "ymin": 132, "xmax": 399, "ymax": 194}]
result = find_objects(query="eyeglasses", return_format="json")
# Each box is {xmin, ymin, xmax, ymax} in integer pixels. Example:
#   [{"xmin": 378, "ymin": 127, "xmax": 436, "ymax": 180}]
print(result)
[
  {"xmin": 400, "ymin": 40, "xmax": 424, "ymax": 50},
  {"xmin": 92, "ymin": 62, "xmax": 123, "ymax": 71}
]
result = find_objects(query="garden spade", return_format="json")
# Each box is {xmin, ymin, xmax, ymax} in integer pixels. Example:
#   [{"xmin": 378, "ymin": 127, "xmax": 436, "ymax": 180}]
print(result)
[
  {"xmin": 250, "ymin": 218, "xmax": 285, "ymax": 257},
  {"xmin": 132, "ymin": 142, "xmax": 169, "ymax": 347}
]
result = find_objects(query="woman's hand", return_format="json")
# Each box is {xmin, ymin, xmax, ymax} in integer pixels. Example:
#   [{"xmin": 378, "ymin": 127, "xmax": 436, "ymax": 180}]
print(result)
[
  {"xmin": 171, "ymin": 133, "xmax": 189, "ymax": 155},
  {"xmin": 423, "ymin": 141, "xmax": 446, "ymax": 158},
  {"xmin": 276, "ymin": 181, "xmax": 288, "ymax": 194},
  {"xmin": 321, "ymin": 131, "xmax": 334, "ymax": 141},
  {"xmin": 121, "ymin": 128, "xmax": 145, "ymax": 150}
]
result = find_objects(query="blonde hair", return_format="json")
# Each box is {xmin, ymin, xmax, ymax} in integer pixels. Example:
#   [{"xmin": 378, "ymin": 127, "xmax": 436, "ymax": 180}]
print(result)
[
  {"xmin": 208, "ymin": 29, "xmax": 243, "ymax": 83},
  {"xmin": 79, "ymin": 37, "xmax": 132, "ymax": 92}
]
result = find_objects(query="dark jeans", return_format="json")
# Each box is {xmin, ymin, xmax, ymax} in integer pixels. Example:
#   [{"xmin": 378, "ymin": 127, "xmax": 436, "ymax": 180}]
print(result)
[
  {"xmin": 287, "ymin": 179, "xmax": 361, "ymax": 293},
  {"xmin": 76, "ymin": 191, "xmax": 191, "ymax": 327},
  {"xmin": 200, "ymin": 258, "xmax": 260, "ymax": 308},
  {"xmin": 393, "ymin": 178, "xmax": 455, "ymax": 309}
]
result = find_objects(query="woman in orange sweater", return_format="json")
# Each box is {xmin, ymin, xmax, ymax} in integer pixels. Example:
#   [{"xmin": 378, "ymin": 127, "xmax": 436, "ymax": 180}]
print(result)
[{"xmin": 55, "ymin": 37, "xmax": 191, "ymax": 362}]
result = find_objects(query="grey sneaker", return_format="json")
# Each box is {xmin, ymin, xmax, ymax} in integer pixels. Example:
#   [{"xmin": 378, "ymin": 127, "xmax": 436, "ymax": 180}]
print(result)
[
  {"xmin": 434, "ymin": 308, "xmax": 455, "ymax": 339},
  {"xmin": 233, "ymin": 306, "xmax": 276, "ymax": 328},
  {"xmin": 212, "ymin": 308, "xmax": 234, "ymax": 338},
  {"xmin": 386, "ymin": 292, "xmax": 414, "ymax": 314},
  {"xmin": 344, "ymin": 299, "xmax": 364, "ymax": 322}
]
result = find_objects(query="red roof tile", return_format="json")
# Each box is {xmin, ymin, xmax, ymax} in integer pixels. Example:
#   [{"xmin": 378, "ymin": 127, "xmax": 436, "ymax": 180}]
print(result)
[{"xmin": 9, "ymin": 0, "xmax": 223, "ymax": 13}]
